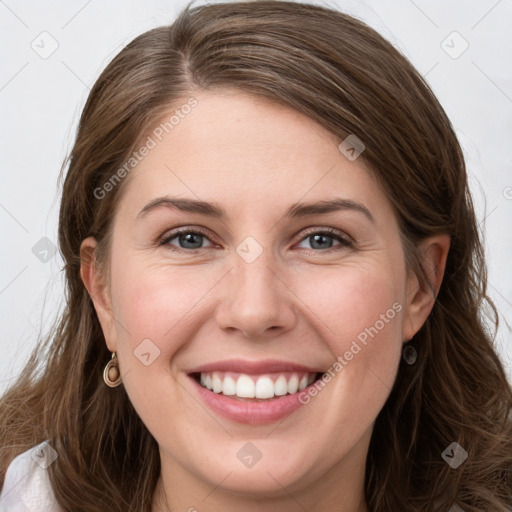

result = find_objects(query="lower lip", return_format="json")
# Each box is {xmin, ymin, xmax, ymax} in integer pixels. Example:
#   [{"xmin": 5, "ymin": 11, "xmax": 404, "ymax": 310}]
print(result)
[{"xmin": 188, "ymin": 375, "xmax": 310, "ymax": 425}]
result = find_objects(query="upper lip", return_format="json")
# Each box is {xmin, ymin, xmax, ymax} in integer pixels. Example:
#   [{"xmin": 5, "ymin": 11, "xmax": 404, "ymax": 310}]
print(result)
[{"xmin": 187, "ymin": 359, "xmax": 324, "ymax": 375}]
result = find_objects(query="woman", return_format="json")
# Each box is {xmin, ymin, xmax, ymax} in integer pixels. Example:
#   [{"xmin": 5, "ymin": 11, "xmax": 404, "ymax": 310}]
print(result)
[{"xmin": 1, "ymin": 1, "xmax": 511, "ymax": 511}]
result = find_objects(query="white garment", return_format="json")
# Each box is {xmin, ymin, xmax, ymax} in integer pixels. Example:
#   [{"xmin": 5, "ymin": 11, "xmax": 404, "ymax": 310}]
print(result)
[{"xmin": 0, "ymin": 440, "xmax": 63, "ymax": 512}]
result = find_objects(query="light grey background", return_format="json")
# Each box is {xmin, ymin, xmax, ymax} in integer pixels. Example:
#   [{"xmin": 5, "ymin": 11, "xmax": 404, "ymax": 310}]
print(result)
[{"xmin": 1, "ymin": 0, "xmax": 511, "ymax": 394}]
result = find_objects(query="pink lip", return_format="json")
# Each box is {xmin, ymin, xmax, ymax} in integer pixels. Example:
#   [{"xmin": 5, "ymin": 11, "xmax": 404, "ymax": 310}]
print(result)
[
  {"xmin": 186, "ymin": 359, "xmax": 324, "ymax": 425},
  {"xmin": 186, "ymin": 358, "xmax": 323, "ymax": 375},
  {"xmin": 188, "ymin": 375, "xmax": 311, "ymax": 425}
]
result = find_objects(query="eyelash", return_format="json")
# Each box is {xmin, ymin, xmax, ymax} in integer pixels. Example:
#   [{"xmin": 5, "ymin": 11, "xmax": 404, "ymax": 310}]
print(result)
[{"xmin": 157, "ymin": 226, "xmax": 354, "ymax": 254}]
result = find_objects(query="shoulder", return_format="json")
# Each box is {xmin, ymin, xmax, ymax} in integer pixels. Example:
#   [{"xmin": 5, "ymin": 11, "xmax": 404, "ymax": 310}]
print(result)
[{"xmin": 0, "ymin": 440, "xmax": 64, "ymax": 512}]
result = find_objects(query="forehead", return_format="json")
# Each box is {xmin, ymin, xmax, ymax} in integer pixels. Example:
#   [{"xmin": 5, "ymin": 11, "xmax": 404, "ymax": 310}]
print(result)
[{"xmin": 116, "ymin": 89, "xmax": 391, "ymax": 223}]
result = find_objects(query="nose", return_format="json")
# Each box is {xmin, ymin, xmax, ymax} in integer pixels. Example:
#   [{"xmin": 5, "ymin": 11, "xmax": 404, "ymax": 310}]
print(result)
[{"xmin": 215, "ymin": 244, "xmax": 297, "ymax": 340}]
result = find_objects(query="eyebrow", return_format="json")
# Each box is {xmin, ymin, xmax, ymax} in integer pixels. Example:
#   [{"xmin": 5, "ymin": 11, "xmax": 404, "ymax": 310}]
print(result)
[{"xmin": 137, "ymin": 196, "xmax": 375, "ymax": 223}]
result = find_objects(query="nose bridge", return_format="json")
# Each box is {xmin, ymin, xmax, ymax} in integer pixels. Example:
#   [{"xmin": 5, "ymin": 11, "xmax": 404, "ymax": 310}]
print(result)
[
  {"xmin": 215, "ymin": 234, "xmax": 295, "ymax": 338},
  {"xmin": 235, "ymin": 240, "xmax": 277, "ymax": 301}
]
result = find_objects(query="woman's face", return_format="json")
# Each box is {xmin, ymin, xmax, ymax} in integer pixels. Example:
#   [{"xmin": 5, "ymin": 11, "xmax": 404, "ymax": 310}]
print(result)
[{"xmin": 84, "ymin": 89, "xmax": 439, "ymax": 505}]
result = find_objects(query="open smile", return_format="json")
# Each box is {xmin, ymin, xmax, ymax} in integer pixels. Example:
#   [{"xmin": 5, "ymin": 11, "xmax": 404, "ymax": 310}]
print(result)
[{"xmin": 187, "ymin": 359, "xmax": 326, "ymax": 424}]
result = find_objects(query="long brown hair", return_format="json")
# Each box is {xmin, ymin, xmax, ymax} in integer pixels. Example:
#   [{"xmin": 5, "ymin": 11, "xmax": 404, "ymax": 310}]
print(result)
[{"xmin": 1, "ymin": 1, "xmax": 511, "ymax": 510}]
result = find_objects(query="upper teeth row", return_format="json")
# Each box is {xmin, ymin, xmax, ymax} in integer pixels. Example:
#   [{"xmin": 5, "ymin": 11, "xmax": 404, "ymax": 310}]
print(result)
[{"xmin": 200, "ymin": 372, "xmax": 317, "ymax": 399}]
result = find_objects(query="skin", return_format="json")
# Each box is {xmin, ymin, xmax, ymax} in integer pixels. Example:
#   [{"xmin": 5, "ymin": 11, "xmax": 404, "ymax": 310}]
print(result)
[{"xmin": 80, "ymin": 89, "xmax": 450, "ymax": 511}]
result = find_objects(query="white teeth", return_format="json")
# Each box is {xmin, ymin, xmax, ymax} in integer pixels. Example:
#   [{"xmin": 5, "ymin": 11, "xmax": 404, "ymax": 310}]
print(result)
[
  {"xmin": 236, "ymin": 374, "xmax": 256, "ymax": 398},
  {"xmin": 299, "ymin": 375, "xmax": 309, "ymax": 391},
  {"xmin": 212, "ymin": 372, "xmax": 223, "ymax": 393},
  {"xmin": 198, "ymin": 371, "xmax": 318, "ymax": 399},
  {"xmin": 222, "ymin": 376, "xmax": 236, "ymax": 395},
  {"xmin": 255, "ymin": 376, "xmax": 275, "ymax": 399},
  {"xmin": 287, "ymin": 375, "xmax": 299, "ymax": 394},
  {"xmin": 274, "ymin": 375, "xmax": 288, "ymax": 396}
]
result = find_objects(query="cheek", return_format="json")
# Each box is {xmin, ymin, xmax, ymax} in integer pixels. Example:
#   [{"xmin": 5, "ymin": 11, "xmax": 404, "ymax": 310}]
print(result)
[
  {"xmin": 294, "ymin": 260, "xmax": 404, "ymax": 413},
  {"xmin": 107, "ymin": 264, "xmax": 196, "ymax": 437},
  {"xmin": 297, "ymin": 259, "xmax": 404, "ymax": 346},
  {"xmin": 109, "ymin": 259, "xmax": 208, "ymax": 351}
]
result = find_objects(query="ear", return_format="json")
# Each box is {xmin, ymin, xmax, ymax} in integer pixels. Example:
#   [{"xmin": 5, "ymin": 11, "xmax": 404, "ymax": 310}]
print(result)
[
  {"xmin": 80, "ymin": 236, "xmax": 117, "ymax": 352},
  {"xmin": 402, "ymin": 234, "xmax": 451, "ymax": 342}
]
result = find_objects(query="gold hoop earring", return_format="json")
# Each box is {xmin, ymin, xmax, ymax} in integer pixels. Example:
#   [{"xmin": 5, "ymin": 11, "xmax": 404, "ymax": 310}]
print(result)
[{"xmin": 103, "ymin": 352, "xmax": 122, "ymax": 387}]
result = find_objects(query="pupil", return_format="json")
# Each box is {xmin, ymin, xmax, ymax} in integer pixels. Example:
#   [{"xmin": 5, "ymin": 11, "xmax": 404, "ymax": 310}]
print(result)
[
  {"xmin": 311, "ymin": 234, "xmax": 332, "ymax": 249},
  {"xmin": 181, "ymin": 233, "xmax": 202, "ymax": 249}
]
